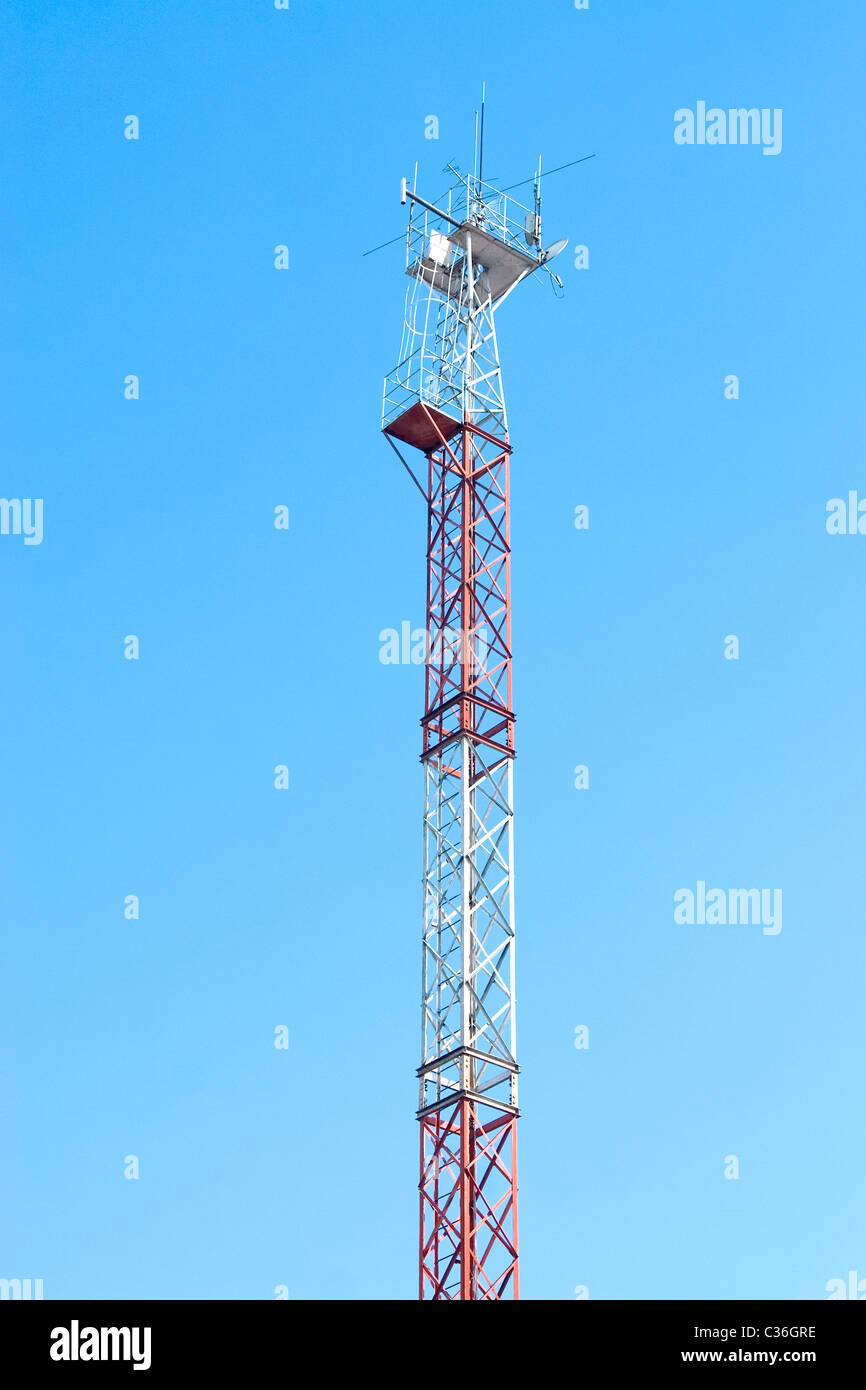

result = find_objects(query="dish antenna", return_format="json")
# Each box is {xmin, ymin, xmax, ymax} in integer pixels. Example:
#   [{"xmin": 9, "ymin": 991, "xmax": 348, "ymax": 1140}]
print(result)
[{"xmin": 541, "ymin": 236, "xmax": 568, "ymax": 263}]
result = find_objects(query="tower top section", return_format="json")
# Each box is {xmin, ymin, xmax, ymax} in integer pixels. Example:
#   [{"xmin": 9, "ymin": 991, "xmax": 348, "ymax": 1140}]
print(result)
[
  {"xmin": 382, "ymin": 153, "xmax": 567, "ymax": 454},
  {"xmin": 399, "ymin": 166, "xmax": 567, "ymax": 306}
]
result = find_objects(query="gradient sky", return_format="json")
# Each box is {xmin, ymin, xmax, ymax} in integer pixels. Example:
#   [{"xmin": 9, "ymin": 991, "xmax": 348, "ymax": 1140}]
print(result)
[{"xmin": 2, "ymin": 0, "xmax": 865, "ymax": 1300}]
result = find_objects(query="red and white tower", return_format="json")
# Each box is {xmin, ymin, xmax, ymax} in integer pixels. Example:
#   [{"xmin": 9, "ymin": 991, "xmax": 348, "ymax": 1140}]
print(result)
[{"xmin": 381, "ymin": 141, "xmax": 566, "ymax": 1300}]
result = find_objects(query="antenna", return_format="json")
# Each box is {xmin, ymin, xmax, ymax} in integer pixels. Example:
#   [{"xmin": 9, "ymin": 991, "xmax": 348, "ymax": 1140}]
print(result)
[
  {"xmin": 502, "ymin": 151, "xmax": 596, "ymax": 194},
  {"xmin": 362, "ymin": 152, "xmax": 595, "ymax": 258},
  {"xmin": 524, "ymin": 154, "xmax": 543, "ymax": 248},
  {"xmin": 479, "ymin": 82, "xmax": 486, "ymax": 187},
  {"xmin": 541, "ymin": 236, "xmax": 568, "ymax": 262}
]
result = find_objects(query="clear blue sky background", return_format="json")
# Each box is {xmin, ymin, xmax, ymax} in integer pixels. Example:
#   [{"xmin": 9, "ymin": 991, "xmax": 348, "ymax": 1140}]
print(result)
[{"xmin": 2, "ymin": 0, "xmax": 865, "ymax": 1300}]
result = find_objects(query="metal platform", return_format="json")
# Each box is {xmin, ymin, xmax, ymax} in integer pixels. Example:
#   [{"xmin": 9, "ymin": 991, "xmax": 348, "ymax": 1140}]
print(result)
[
  {"xmin": 383, "ymin": 400, "xmax": 462, "ymax": 453},
  {"xmin": 409, "ymin": 221, "xmax": 539, "ymax": 304}
]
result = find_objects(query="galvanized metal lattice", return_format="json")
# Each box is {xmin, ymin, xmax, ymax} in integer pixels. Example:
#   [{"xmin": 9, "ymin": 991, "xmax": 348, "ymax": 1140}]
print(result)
[{"xmin": 381, "ymin": 157, "xmax": 562, "ymax": 1298}]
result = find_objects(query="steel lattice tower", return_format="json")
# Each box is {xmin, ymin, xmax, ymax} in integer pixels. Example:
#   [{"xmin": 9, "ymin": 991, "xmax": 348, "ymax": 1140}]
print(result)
[{"xmin": 381, "ymin": 136, "xmax": 566, "ymax": 1300}]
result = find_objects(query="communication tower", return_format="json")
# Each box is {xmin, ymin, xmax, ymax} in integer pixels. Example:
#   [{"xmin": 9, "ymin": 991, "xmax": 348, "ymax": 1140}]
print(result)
[{"xmin": 380, "ymin": 113, "xmax": 568, "ymax": 1300}]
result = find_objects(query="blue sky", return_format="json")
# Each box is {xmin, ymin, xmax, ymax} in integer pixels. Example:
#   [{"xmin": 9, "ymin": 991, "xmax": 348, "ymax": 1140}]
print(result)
[{"xmin": 2, "ymin": 0, "xmax": 865, "ymax": 1299}]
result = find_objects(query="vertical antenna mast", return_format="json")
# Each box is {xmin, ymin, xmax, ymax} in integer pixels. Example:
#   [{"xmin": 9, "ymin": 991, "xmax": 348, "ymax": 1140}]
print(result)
[{"xmin": 380, "ymin": 106, "xmax": 567, "ymax": 1300}]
